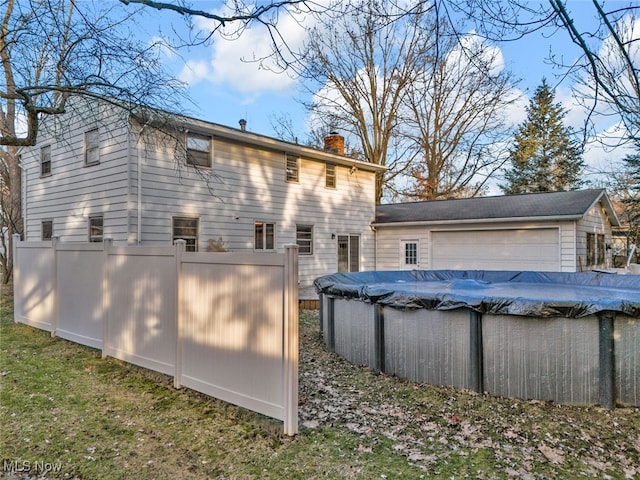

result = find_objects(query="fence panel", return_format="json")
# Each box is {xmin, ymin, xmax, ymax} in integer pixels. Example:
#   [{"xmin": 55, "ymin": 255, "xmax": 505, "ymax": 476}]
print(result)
[
  {"xmin": 13, "ymin": 239, "xmax": 55, "ymax": 332},
  {"xmin": 106, "ymin": 246, "xmax": 177, "ymax": 375},
  {"xmin": 178, "ymin": 253, "xmax": 287, "ymax": 420},
  {"xmin": 55, "ymin": 244, "xmax": 106, "ymax": 349},
  {"xmin": 12, "ymin": 239, "xmax": 299, "ymax": 434}
]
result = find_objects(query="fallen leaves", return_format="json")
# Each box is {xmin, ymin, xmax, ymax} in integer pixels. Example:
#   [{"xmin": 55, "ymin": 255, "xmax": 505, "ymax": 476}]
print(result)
[{"xmin": 298, "ymin": 310, "xmax": 640, "ymax": 479}]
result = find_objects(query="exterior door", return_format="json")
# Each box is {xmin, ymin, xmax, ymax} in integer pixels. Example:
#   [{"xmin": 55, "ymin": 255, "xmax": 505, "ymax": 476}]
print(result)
[{"xmin": 338, "ymin": 235, "xmax": 360, "ymax": 272}]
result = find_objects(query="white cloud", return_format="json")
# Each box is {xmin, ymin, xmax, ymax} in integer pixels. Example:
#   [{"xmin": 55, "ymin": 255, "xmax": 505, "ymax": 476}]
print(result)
[{"xmin": 179, "ymin": 4, "xmax": 312, "ymax": 96}]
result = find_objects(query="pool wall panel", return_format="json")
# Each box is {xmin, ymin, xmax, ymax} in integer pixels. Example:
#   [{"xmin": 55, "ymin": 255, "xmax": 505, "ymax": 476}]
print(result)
[
  {"xmin": 482, "ymin": 315, "xmax": 600, "ymax": 405},
  {"xmin": 616, "ymin": 315, "xmax": 640, "ymax": 406},
  {"xmin": 384, "ymin": 308, "xmax": 470, "ymax": 389}
]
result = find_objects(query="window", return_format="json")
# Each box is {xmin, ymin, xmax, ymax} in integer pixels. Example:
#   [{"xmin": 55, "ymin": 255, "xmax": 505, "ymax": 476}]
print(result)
[
  {"xmin": 286, "ymin": 154, "xmax": 299, "ymax": 182},
  {"xmin": 586, "ymin": 232, "xmax": 606, "ymax": 266},
  {"xmin": 42, "ymin": 220, "xmax": 53, "ymax": 240},
  {"xmin": 173, "ymin": 217, "xmax": 198, "ymax": 252},
  {"xmin": 338, "ymin": 235, "xmax": 359, "ymax": 272},
  {"xmin": 402, "ymin": 241, "xmax": 418, "ymax": 267},
  {"xmin": 41, "ymin": 145, "xmax": 51, "ymax": 176},
  {"xmin": 296, "ymin": 225, "xmax": 313, "ymax": 255},
  {"xmin": 89, "ymin": 216, "xmax": 103, "ymax": 243},
  {"xmin": 325, "ymin": 163, "xmax": 336, "ymax": 188},
  {"xmin": 186, "ymin": 133, "xmax": 212, "ymax": 167},
  {"xmin": 597, "ymin": 234, "xmax": 605, "ymax": 265},
  {"xmin": 255, "ymin": 221, "xmax": 275, "ymax": 251},
  {"xmin": 85, "ymin": 128, "xmax": 100, "ymax": 165}
]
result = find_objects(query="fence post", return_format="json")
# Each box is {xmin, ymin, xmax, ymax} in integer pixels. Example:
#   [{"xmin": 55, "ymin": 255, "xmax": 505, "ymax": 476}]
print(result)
[
  {"xmin": 174, "ymin": 239, "xmax": 186, "ymax": 389},
  {"xmin": 327, "ymin": 297, "xmax": 336, "ymax": 352},
  {"xmin": 102, "ymin": 238, "xmax": 113, "ymax": 359},
  {"xmin": 50, "ymin": 236, "xmax": 59, "ymax": 337},
  {"xmin": 374, "ymin": 304, "xmax": 385, "ymax": 374},
  {"xmin": 11, "ymin": 233, "xmax": 20, "ymax": 323},
  {"xmin": 598, "ymin": 312, "xmax": 616, "ymax": 409},
  {"xmin": 469, "ymin": 310, "xmax": 484, "ymax": 393},
  {"xmin": 283, "ymin": 244, "xmax": 299, "ymax": 436}
]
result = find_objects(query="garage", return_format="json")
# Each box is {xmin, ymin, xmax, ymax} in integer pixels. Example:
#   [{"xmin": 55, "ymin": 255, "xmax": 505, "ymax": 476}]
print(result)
[{"xmin": 430, "ymin": 228, "xmax": 560, "ymax": 271}]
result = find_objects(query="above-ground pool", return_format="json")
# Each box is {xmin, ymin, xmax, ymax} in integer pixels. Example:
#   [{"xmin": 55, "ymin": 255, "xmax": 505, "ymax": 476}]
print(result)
[{"xmin": 314, "ymin": 270, "xmax": 640, "ymax": 408}]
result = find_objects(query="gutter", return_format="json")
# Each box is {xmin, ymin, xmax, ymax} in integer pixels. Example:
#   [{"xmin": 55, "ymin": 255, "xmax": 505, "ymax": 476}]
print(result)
[{"xmin": 372, "ymin": 214, "xmax": 585, "ymax": 228}]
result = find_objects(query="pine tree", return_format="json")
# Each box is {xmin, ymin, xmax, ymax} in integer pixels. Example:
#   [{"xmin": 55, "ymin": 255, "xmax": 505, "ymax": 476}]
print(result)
[{"xmin": 502, "ymin": 79, "xmax": 585, "ymax": 194}]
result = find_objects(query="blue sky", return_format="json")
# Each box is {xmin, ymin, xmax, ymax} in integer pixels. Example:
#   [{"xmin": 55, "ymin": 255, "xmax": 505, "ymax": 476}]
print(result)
[{"xmin": 142, "ymin": 1, "xmax": 638, "ymax": 189}]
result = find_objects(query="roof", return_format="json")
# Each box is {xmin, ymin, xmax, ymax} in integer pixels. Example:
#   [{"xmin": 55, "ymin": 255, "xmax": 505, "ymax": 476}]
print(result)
[
  {"xmin": 133, "ymin": 107, "xmax": 387, "ymax": 174},
  {"xmin": 374, "ymin": 189, "xmax": 621, "ymax": 227}
]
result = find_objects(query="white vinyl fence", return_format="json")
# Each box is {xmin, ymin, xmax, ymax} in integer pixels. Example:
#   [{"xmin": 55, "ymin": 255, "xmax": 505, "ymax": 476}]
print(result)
[{"xmin": 12, "ymin": 235, "xmax": 299, "ymax": 435}]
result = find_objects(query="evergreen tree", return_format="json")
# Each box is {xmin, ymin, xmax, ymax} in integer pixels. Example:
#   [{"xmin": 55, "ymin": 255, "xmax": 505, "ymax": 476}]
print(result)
[{"xmin": 502, "ymin": 79, "xmax": 585, "ymax": 194}]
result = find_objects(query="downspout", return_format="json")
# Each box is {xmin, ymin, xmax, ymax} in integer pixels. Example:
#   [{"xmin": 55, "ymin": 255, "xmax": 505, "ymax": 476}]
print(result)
[
  {"xmin": 137, "ymin": 134, "xmax": 142, "ymax": 245},
  {"xmin": 370, "ymin": 224, "xmax": 377, "ymax": 270}
]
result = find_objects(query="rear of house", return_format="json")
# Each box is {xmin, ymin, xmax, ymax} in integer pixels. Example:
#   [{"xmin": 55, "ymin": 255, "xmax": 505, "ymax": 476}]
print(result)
[
  {"xmin": 374, "ymin": 190, "xmax": 620, "ymax": 272},
  {"xmin": 18, "ymin": 99, "xmax": 384, "ymax": 287}
]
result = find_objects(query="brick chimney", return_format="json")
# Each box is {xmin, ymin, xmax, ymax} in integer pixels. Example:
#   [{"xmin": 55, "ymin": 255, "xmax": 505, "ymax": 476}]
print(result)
[{"xmin": 324, "ymin": 132, "xmax": 344, "ymax": 156}]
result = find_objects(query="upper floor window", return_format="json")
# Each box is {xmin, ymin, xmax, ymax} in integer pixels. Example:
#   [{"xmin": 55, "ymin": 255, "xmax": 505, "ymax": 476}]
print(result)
[
  {"xmin": 173, "ymin": 217, "xmax": 199, "ymax": 252},
  {"xmin": 255, "ymin": 221, "xmax": 275, "ymax": 251},
  {"xmin": 85, "ymin": 128, "xmax": 100, "ymax": 166},
  {"xmin": 286, "ymin": 154, "xmax": 299, "ymax": 182},
  {"xmin": 296, "ymin": 224, "xmax": 313, "ymax": 255},
  {"xmin": 89, "ymin": 215, "xmax": 103, "ymax": 242},
  {"xmin": 186, "ymin": 133, "xmax": 212, "ymax": 168},
  {"xmin": 41, "ymin": 145, "xmax": 52, "ymax": 176},
  {"xmin": 326, "ymin": 163, "xmax": 336, "ymax": 188},
  {"xmin": 42, "ymin": 220, "xmax": 53, "ymax": 240}
]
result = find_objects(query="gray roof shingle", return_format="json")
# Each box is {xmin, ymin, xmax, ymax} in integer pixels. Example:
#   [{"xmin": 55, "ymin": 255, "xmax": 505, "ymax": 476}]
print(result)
[{"xmin": 374, "ymin": 189, "xmax": 617, "ymax": 225}]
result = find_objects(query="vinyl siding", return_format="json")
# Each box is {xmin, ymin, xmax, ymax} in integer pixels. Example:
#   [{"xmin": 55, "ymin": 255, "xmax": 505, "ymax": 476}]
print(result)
[
  {"xmin": 20, "ymin": 103, "xmax": 131, "ymax": 243},
  {"xmin": 376, "ymin": 221, "xmax": 578, "ymax": 272},
  {"xmin": 132, "ymin": 130, "xmax": 377, "ymax": 286},
  {"xmin": 576, "ymin": 203, "xmax": 614, "ymax": 270}
]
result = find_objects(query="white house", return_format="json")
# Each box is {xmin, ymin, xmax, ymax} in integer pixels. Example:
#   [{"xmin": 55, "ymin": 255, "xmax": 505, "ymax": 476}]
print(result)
[
  {"xmin": 18, "ymin": 99, "xmax": 385, "ymax": 287},
  {"xmin": 373, "ymin": 189, "xmax": 621, "ymax": 272}
]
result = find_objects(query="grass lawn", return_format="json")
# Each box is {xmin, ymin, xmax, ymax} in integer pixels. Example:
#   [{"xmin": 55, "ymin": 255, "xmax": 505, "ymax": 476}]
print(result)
[{"xmin": 1, "ymin": 284, "xmax": 639, "ymax": 479}]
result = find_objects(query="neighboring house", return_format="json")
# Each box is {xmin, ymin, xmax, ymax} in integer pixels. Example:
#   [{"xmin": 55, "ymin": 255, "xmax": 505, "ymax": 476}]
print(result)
[
  {"xmin": 18, "ymin": 99, "xmax": 385, "ymax": 287},
  {"xmin": 373, "ymin": 189, "xmax": 620, "ymax": 272}
]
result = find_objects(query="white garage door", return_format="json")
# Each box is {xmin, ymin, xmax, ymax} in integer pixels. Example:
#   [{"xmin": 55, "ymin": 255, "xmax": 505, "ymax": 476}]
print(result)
[{"xmin": 431, "ymin": 228, "xmax": 560, "ymax": 271}]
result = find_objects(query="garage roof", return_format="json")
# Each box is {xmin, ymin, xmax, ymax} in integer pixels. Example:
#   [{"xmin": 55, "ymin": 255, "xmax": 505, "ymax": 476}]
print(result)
[{"xmin": 374, "ymin": 189, "xmax": 620, "ymax": 226}]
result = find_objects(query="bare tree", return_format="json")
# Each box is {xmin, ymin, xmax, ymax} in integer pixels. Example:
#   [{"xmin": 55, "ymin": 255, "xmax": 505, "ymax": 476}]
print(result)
[
  {"xmin": 454, "ymin": 0, "xmax": 640, "ymax": 140},
  {"xmin": 401, "ymin": 17, "xmax": 519, "ymax": 200},
  {"xmin": 297, "ymin": 1, "xmax": 438, "ymax": 203},
  {"xmin": 0, "ymin": 0, "xmax": 190, "ymax": 282}
]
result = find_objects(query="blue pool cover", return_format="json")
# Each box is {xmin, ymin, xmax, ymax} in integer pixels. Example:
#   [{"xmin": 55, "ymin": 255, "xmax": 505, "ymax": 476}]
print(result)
[{"xmin": 314, "ymin": 270, "xmax": 640, "ymax": 318}]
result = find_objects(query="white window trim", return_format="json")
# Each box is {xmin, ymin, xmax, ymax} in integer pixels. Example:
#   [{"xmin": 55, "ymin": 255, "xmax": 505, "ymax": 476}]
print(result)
[
  {"xmin": 296, "ymin": 224, "xmax": 314, "ymax": 255},
  {"xmin": 285, "ymin": 153, "xmax": 300, "ymax": 183},
  {"xmin": 325, "ymin": 162, "xmax": 336, "ymax": 189},
  {"xmin": 400, "ymin": 239, "xmax": 420, "ymax": 269},
  {"xmin": 89, "ymin": 215, "xmax": 104, "ymax": 243},
  {"xmin": 172, "ymin": 216, "xmax": 199, "ymax": 252},
  {"xmin": 254, "ymin": 221, "xmax": 277, "ymax": 251},
  {"xmin": 40, "ymin": 145, "xmax": 52, "ymax": 177},
  {"xmin": 84, "ymin": 128, "xmax": 100, "ymax": 166},
  {"xmin": 186, "ymin": 133, "xmax": 213, "ymax": 168}
]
